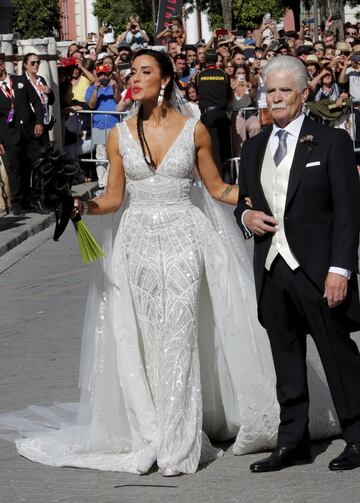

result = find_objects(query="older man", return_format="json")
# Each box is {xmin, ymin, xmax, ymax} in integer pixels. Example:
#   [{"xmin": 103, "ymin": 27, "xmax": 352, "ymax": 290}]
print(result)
[{"xmin": 235, "ymin": 56, "xmax": 360, "ymax": 472}]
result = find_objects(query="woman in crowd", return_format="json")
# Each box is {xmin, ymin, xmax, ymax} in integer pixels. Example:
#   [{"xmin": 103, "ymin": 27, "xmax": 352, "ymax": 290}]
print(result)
[
  {"xmin": 310, "ymin": 65, "xmax": 343, "ymax": 102},
  {"xmin": 230, "ymin": 63, "xmax": 260, "ymax": 156},
  {"xmin": 184, "ymin": 81, "xmax": 201, "ymax": 118},
  {"xmin": 225, "ymin": 61, "xmax": 236, "ymax": 79},
  {"xmin": 23, "ymin": 53, "xmax": 55, "ymax": 136}
]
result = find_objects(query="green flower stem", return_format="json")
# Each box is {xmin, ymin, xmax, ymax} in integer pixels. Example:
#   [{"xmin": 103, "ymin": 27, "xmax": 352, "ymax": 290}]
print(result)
[{"xmin": 72, "ymin": 218, "xmax": 105, "ymax": 263}]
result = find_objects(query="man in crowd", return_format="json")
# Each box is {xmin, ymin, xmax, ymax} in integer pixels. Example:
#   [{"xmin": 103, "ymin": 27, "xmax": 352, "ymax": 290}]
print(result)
[
  {"xmin": 86, "ymin": 64, "xmax": 120, "ymax": 192},
  {"xmin": 197, "ymin": 49, "xmax": 231, "ymax": 176},
  {"xmin": 0, "ymin": 53, "xmax": 44, "ymax": 215},
  {"xmin": 117, "ymin": 42, "xmax": 132, "ymax": 64}
]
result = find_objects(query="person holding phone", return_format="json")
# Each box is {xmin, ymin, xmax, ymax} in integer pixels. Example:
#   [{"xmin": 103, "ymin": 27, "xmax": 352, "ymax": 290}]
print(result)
[
  {"xmin": 230, "ymin": 64, "xmax": 260, "ymax": 156},
  {"xmin": 117, "ymin": 15, "xmax": 149, "ymax": 51}
]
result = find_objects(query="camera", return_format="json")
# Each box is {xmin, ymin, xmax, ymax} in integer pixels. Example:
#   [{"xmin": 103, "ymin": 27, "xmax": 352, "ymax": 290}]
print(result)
[
  {"xmin": 131, "ymin": 23, "xmax": 137, "ymax": 30},
  {"xmin": 167, "ymin": 24, "xmax": 173, "ymax": 31}
]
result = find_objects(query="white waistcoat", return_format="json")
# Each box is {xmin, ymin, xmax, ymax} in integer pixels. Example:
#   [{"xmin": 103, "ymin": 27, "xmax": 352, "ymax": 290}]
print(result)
[{"xmin": 261, "ymin": 139, "xmax": 300, "ymax": 271}]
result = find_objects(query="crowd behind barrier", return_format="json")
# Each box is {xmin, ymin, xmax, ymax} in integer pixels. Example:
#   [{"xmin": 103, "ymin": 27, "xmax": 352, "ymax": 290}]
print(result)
[{"xmin": 1, "ymin": 12, "xmax": 360, "ymax": 215}]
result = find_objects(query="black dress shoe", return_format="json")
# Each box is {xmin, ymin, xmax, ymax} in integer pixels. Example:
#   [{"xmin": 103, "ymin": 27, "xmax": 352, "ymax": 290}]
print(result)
[
  {"xmin": 11, "ymin": 204, "xmax": 25, "ymax": 216},
  {"xmin": 329, "ymin": 444, "xmax": 360, "ymax": 471},
  {"xmin": 250, "ymin": 446, "xmax": 312, "ymax": 473}
]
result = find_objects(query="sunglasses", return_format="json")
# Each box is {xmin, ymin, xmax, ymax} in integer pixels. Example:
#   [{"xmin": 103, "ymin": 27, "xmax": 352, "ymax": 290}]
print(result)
[
  {"xmin": 346, "ymin": 31, "xmax": 357, "ymax": 35},
  {"xmin": 30, "ymin": 60, "xmax": 41, "ymax": 66}
]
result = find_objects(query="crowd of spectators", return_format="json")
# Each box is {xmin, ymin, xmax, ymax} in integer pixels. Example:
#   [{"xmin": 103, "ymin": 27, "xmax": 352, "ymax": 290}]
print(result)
[
  {"xmin": 57, "ymin": 13, "xmax": 360, "ymax": 181},
  {"xmin": 2, "ymin": 12, "xmax": 360, "ymax": 214}
]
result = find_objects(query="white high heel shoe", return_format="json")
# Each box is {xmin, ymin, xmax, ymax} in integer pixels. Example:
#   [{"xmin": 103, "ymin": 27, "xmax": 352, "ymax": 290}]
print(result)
[{"xmin": 159, "ymin": 467, "xmax": 181, "ymax": 477}]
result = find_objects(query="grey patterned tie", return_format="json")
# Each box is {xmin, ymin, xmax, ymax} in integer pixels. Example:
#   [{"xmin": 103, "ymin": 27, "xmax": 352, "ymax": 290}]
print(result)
[{"xmin": 273, "ymin": 130, "xmax": 289, "ymax": 167}]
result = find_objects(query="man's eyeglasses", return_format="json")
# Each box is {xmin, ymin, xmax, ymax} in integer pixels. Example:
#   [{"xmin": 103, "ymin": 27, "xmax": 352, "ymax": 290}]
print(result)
[{"xmin": 30, "ymin": 61, "xmax": 41, "ymax": 66}]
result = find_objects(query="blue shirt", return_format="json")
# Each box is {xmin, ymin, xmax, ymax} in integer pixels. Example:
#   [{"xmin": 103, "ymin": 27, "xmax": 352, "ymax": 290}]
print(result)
[{"xmin": 85, "ymin": 84, "xmax": 119, "ymax": 129}]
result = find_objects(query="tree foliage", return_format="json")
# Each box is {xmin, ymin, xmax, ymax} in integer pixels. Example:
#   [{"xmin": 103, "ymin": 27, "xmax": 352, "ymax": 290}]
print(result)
[
  {"xmin": 11, "ymin": 0, "xmax": 60, "ymax": 38},
  {"xmin": 93, "ymin": 0, "xmax": 154, "ymax": 38},
  {"xmin": 187, "ymin": 0, "xmax": 284, "ymax": 29}
]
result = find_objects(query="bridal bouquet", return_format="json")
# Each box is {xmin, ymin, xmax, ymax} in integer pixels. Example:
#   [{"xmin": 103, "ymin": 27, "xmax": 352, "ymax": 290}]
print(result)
[{"xmin": 34, "ymin": 145, "xmax": 105, "ymax": 263}]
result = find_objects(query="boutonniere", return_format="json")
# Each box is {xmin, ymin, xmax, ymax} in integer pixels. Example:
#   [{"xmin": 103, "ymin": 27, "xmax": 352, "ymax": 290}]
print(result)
[
  {"xmin": 17, "ymin": 82, "xmax": 24, "ymax": 89},
  {"xmin": 299, "ymin": 134, "xmax": 315, "ymax": 151}
]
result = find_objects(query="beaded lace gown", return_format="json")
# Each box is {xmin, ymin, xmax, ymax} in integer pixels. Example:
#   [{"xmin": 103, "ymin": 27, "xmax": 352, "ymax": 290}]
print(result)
[{"xmin": 1, "ymin": 118, "xmax": 341, "ymax": 474}]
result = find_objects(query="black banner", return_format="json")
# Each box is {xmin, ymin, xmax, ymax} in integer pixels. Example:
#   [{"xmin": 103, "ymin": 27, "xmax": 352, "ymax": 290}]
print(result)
[{"xmin": 156, "ymin": 0, "xmax": 183, "ymax": 42}]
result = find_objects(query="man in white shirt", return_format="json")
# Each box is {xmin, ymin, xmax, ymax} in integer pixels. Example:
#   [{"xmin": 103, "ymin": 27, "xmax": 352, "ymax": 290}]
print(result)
[{"xmin": 235, "ymin": 56, "xmax": 360, "ymax": 473}]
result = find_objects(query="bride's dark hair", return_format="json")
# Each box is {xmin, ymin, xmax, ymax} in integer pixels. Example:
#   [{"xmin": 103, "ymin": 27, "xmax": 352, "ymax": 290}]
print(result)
[
  {"xmin": 131, "ymin": 49, "xmax": 174, "ymax": 101},
  {"xmin": 132, "ymin": 49, "xmax": 175, "ymax": 170}
]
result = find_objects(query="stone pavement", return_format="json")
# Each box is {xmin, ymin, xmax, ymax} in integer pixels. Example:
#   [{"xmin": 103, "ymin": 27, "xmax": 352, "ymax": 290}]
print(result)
[
  {"xmin": 1, "ymin": 200, "xmax": 360, "ymax": 503},
  {"xmin": 0, "ymin": 182, "xmax": 97, "ymax": 257}
]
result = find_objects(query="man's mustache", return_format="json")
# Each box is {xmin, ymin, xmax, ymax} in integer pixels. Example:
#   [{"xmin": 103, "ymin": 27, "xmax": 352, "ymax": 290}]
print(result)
[{"xmin": 271, "ymin": 104, "xmax": 287, "ymax": 110}]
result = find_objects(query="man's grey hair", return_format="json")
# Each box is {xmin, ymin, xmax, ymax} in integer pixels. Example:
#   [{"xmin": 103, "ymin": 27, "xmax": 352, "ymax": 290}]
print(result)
[{"xmin": 263, "ymin": 56, "xmax": 308, "ymax": 92}]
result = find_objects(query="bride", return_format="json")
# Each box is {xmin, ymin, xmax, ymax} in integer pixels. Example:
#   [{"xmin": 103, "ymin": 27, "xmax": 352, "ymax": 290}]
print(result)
[{"xmin": 0, "ymin": 50, "xmax": 340, "ymax": 475}]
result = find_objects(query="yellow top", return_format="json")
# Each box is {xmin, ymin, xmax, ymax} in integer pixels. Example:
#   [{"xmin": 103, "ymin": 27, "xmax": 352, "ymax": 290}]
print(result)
[{"xmin": 70, "ymin": 75, "xmax": 91, "ymax": 103}]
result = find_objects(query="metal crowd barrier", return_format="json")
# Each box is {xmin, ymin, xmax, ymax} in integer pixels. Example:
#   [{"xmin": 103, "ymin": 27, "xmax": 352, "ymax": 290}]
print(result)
[{"xmin": 65, "ymin": 110, "xmax": 129, "ymax": 163}]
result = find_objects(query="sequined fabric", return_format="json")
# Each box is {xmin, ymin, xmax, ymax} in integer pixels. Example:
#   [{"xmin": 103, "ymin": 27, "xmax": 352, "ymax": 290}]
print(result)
[{"xmin": 118, "ymin": 119, "xmax": 217, "ymax": 471}]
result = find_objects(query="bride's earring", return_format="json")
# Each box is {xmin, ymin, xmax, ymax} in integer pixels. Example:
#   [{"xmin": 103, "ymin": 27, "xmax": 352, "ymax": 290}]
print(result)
[{"xmin": 158, "ymin": 84, "xmax": 166, "ymax": 106}]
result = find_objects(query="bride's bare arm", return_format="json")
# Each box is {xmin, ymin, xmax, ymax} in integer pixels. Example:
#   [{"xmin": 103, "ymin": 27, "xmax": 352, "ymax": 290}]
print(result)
[
  {"xmin": 74, "ymin": 127, "xmax": 125, "ymax": 216},
  {"xmin": 195, "ymin": 122, "xmax": 239, "ymax": 205}
]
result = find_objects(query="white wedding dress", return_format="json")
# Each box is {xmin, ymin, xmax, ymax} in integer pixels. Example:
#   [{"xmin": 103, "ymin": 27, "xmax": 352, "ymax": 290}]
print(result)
[{"xmin": 0, "ymin": 117, "xmax": 341, "ymax": 474}]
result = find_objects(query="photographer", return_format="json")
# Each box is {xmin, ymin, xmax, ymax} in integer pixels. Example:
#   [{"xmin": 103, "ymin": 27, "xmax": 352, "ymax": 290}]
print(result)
[
  {"xmin": 117, "ymin": 15, "xmax": 149, "ymax": 52},
  {"xmin": 157, "ymin": 15, "xmax": 186, "ymax": 47},
  {"xmin": 85, "ymin": 64, "xmax": 121, "ymax": 192}
]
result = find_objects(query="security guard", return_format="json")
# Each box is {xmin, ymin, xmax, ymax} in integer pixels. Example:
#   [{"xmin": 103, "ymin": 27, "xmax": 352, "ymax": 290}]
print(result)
[{"xmin": 197, "ymin": 49, "xmax": 231, "ymax": 177}]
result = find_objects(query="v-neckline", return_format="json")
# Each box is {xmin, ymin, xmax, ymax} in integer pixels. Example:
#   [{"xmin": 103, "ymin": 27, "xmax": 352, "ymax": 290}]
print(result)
[{"xmin": 124, "ymin": 118, "xmax": 191, "ymax": 171}]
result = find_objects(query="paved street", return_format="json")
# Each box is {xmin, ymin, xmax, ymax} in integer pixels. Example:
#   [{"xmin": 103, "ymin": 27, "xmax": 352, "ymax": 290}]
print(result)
[{"xmin": 2, "ymin": 215, "xmax": 360, "ymax": 503}]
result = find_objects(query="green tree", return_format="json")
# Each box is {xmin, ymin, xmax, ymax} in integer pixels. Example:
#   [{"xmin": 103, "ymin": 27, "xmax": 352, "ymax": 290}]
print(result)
[
  {"xmin": 93, "ymin": 0, "xmax": 154, "ymax": 38},
  {"xmin": 188, "ymin": 0, "xmax": 285, "ymax": 30},
  {"xmin": 11, "ymin": 0, "xmax": 60, "ymax": 38}
]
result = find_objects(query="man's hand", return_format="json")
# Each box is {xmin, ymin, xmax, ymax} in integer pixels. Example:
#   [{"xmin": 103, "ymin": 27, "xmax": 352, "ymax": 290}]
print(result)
[
  {"xmin": 34, "ymin": 124, "xmax": 44, "ymax": 137},
  {"xmin": 323, "ymin": 272, "xmax": 348, "ymax": 308},
  {"xmin": 0, "ymin": 144, "xmax": 5, "ymax": 155},
  {"xmin": 243, "ymin": 210, "xmax": 278, "ymax": 236}
]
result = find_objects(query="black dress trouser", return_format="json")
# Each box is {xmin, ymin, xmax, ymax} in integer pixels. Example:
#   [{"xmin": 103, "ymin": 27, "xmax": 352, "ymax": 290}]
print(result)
[
  {"xmin": 260, "ymin": 256, "xmax": 360, "ymax": 448},
  {"xmin": 3, "ymin": 127, "xmax": 45, "ymax": 207},
  {"xmin": 200, "ymin": 110, "xmax": 230, "ymax": 177}
]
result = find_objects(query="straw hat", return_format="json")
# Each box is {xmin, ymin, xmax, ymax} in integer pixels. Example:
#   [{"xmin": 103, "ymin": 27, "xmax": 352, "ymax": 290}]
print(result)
[
  {"xmin": 305, "ymin": 54, "xmax": 321, "ymax": 67},
  {"xmin": 336, "ymin": 41, "xmax": 352, "ymax": 54}
]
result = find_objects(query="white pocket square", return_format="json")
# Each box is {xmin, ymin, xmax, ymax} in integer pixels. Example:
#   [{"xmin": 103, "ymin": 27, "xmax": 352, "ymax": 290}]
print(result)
[{"xmin": 306, "ymin": 161, "xmax": 321, "ymax": 167}]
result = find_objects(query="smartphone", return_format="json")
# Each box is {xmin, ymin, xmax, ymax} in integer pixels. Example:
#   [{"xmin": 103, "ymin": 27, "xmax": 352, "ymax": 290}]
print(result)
[
  {"xmin": 103, "ymin": 25, "xmax": 112, "ymax": 33},
  {"xmin": 331, "ymin": 13, "xmax": 342, "ymax": 21},
  {"xmin": 167, "ymin": 24, "xmax": 173, "ymax": 31},
  {"xmin": 130, "ymin": 23, "xmax": 137, "ymax": 30},
  {"xmin": 263, "ymin": 13, "xmax": 271, "ymax": 24},
  {"xmin": 118, "ymin": 62, "xmax": 131, "ymax": 71},
  {"xmin": 303, "ymin": 18, "xmax": 314, "ymax": 24},
  {"xmin": 335, "ymin": 49, "xmax": 341, "ymax": 56},
  {"xmin": 237, "ymin": 74, "xmax": 245, "ymax": 82},
  {"xmin": 215, "ymin": 29, "xmax": 228, "ymax": 37}
]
